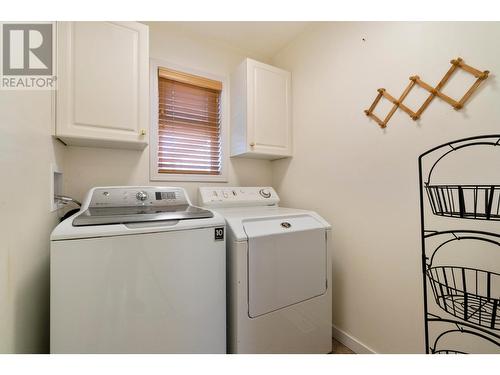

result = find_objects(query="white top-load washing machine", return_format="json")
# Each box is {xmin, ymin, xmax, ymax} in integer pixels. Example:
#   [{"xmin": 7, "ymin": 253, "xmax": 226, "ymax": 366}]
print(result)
[
  {"xmin": 198, "ymin": 186, "xmax": 332, "ymax": 354},
  {"xmin": 50, "ymin": 186, "xmax": 226, "ymax": 353}
]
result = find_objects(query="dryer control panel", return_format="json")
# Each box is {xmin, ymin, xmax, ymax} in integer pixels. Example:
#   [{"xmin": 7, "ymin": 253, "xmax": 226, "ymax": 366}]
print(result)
[{"xmin": 198, "ymin": 187, "xmax": 279, "ymax": 208}]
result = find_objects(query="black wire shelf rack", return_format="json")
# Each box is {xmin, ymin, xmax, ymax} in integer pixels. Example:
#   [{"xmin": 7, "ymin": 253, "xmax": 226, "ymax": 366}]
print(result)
[{"xmin": 419, "ymin": 135, "xmax": 500, "ymax": 354}]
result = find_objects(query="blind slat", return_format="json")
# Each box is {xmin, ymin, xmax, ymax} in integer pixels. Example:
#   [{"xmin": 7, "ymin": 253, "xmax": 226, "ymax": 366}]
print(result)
[
  {"xmin": 158, "ymin": 153, "xmax": 219, "ymax": 162},
  {"xmin": 158, "ymin": 138, "xmax": 220, "ymax": 148},
  {"xmin": 158, "ymin": 89, "xmax": 219, "ymax": 105},
  {"xmin": 159, "ymin": 118, "xmax": 220, "ymax": 130},
  {"xmin": 159, "ymin": 145, "xmax": 220, "ymax": 153},
  {"xmin": 161, "ymin": 111, "xmax": 220, "ymax": 123},
  {"xmin": 158, "ymin": 154, "xmax": 219, "ymax": 164},
  {"xmin": 158, "ymin": 169, "xmax": 221, "ymax": 175},
  {"xmin": 158, "ymin": 144, "xmax": 220, "ymax": 154},
  {"xmin": 158, "ymin": 161, "xmax": 221, "ymax": 168},
  {"xmin": 159, "ymin": 103, "xmax": 220, "ymax": 117},
  {"xmin": 158, "ymin": 92, "xmax": 220, "ymax": 106},
  {"xmin": 159, "ymin": 114, "xmax": 219, "ymax": 126},
  {"xmin": 158, "ymin": 131, "xmax": 220, "ymax": 142},
  {"xmin": 159, "ymin": 125, "xmax": 220, "ymax": 137},
  {"xmin": 160, "ymin": 97, "xmax": 220, "ymax": 108},
  {"xmin": 158, "ymin": 128, "xmax": 220, "ymax": 136}
]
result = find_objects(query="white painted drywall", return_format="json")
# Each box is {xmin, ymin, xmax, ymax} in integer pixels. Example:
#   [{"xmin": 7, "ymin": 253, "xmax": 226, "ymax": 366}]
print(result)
[
  {"xmin": 0, "ymin": 90, "xmax": 65, "ymax": 353},
  {"xmin": 62, "ymin": 22, "xmax": 273, "ymax": 203},
  {"xmin": 271, "ymin": 22, "xmax": 500, "ymax": 353}
]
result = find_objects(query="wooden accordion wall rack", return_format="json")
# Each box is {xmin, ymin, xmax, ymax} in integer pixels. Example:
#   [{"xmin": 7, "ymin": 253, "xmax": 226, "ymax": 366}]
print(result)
[{"xmin": 364, "ymin": 58, "xmax": 490, "ymax": 128}]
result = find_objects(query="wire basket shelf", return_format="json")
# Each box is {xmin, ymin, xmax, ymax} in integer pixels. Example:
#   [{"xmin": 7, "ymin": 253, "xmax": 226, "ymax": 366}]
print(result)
[
  {"xmin": 425, "ymin": 185, "xmax": 500, "ymax": 221},
  {"xmin": 432, "ymin": 350, "xmax": 466, "ymax": 354},
  {"xmin": 427, "ymin": 266, "xmax": 500, "ymax": 330}
]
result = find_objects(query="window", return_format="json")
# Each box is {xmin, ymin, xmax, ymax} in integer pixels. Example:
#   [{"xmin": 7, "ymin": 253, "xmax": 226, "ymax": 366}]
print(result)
[{"xmin": 150, "ymin": 62, "xmax": 227, "ymax": 181}]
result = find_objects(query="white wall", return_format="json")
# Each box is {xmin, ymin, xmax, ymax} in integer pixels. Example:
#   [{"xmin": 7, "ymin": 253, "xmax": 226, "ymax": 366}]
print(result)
[
  {"xmin": 0, "ymin": 91, "xmax": 65, "ymax": 353},
  {"xmin": 63, "ymin": 22, "xmax": 273, "ymax": 203},
  {"xmin": 271, "ymin": 22, "xmax": 500, "ymax": 353}
]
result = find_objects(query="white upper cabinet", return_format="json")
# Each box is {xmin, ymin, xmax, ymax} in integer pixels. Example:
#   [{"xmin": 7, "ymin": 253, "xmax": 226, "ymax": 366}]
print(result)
[
  {"xmin": 56, "ymin": 22, "xmax": 149, "ymax": 150},
  {"xmin": 230, "ymin": 58, "xmax": 292, "ymax": 159}
]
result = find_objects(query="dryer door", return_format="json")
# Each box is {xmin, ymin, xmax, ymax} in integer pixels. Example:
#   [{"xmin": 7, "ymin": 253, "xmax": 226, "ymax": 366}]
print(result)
[{"xmin": 244, "ymin": 215, "xmax": 327, "ymax": 318}]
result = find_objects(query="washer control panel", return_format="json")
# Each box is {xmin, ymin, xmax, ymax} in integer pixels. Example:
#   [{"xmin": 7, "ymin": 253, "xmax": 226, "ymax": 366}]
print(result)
[
  {"xmin": 198, "ymin": 187, "xmax": 279, "ymax": 208},
  {"xmin": 87, "ymin": 187, "xmax": 190, "ymax": 208}
]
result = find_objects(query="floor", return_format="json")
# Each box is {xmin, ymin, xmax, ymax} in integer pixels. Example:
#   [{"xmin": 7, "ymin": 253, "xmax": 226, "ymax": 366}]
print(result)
[{"xmin": 331, "ymin": 338, "xmax": 355, "ymax": 354}]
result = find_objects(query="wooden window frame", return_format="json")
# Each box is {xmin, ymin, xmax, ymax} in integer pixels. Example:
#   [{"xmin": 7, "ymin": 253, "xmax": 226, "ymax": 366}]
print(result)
[{"xmin": 149, "ymin": 59, "xmax": 228, "ymax": 182}]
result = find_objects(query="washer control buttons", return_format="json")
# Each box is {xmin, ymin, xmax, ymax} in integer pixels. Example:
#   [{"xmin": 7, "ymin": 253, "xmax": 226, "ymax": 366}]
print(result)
[
  {"xmin": 259, "ymin": 188, "xmax": 272, "ymax": 198},
  {"xmin": 136, "ymin": 191, "xmax": 148, "ymax": 201}
]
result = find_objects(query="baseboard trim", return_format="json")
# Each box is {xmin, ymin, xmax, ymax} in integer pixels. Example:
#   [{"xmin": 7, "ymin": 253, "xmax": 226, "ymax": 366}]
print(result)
[{"xmin": 332, "ymin": 325, "xmax": 377, "ymax": 354}]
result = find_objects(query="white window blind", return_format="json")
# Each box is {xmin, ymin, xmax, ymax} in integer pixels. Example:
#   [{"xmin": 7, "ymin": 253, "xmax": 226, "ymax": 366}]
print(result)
[{"xmin": 157, "ymin": 67, "xmax": 222, "ymax": 175}]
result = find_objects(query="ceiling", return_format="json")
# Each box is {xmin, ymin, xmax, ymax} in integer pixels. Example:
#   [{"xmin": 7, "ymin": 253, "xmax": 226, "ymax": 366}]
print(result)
[{"xmin": 146, "ymin": 22, "xmax": 310, "ymax": 60}]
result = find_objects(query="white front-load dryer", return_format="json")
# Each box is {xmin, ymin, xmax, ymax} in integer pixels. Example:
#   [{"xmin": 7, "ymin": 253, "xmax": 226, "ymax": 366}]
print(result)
[
  {"xmin": 199, "ymin": 187, "xmax": 332, "ymax": 353},
  {"xmin": 50, "ymin": 186, "xmax": 226, "ymax": 353}
]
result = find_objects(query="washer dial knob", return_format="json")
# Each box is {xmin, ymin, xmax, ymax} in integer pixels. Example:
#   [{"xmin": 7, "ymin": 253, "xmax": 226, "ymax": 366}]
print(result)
[
  {"xmin": 136, "ymin": 191, "xmax": 148, "ymax": 201},
  {"xmin": 259, "ymin": 188, "xmax": 271, "ymax": 198}
]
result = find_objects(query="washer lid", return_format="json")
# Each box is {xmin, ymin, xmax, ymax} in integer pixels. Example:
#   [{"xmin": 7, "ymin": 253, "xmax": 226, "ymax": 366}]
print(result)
[{"xmin": 73, "ymin": 205, "xmax": 213, "ymax": 226}]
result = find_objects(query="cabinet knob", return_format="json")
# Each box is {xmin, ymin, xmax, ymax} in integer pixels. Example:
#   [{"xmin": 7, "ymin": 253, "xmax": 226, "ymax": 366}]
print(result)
[
  {"xmin": 140, "ymin": 129, "xmax": 146, "ymax": 136},
  {"xmin": 249, "ymin": 142, "xmax": 255, "ymax": 147}
]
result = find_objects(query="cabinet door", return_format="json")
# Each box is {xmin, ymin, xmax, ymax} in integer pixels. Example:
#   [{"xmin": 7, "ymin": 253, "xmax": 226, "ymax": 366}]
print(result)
[
  {"xmin": 56, "ymin": 22, "xmax": 149, "ymax": 149},
  {"xmin": 247, "ymin": 60, "xmax": 292, "ymax": 157}
]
